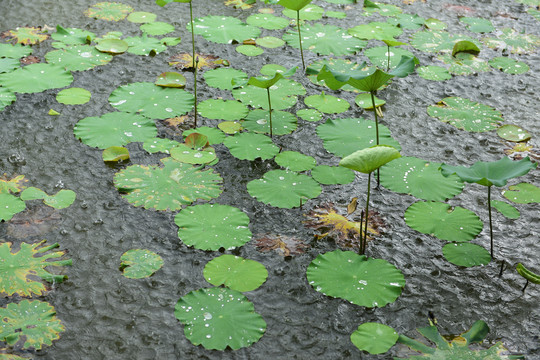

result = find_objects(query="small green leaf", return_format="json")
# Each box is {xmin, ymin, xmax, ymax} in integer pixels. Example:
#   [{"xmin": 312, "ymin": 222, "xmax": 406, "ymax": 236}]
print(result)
[
  {"xmin": 452, "ymin": 40, "xmax": 480, "ymax": 56},
  {"xmin": 140, "ymin": 22, "xmax": 175, "ymax": 36},
  {"xmin": 489, "ymin": 57, "xmax": 529, "ymax": 74},
  {"xmin": 351, "ymin": 323, "xmax": 398, "ymax": 354},
  {"xmin": 120, "ymin": 249, "xmax": 163, "ymax": 278},
  {"xmin": 304, "ymin": 92, "xmax": 349, "ymax": 114},
  {"xmin": 246, "ymin": 14, "xmax": 289, "ymax": 30},
  {"xmin": 427, "ymin": 97, "xmax": 503, "ymax": 132},
  {"xmin": 442, "ymin": 243, "xmax": 491, "ymax": 267},
  {"xmin": 204, "ymin": 255, "xmax": 268, "ymax": 292},
  {"xmin": 224, "ymin": 132, "xmax": 279, "ymax": 161},
  {"xmin": 355, "ymin": 93, "xmax": 385, "ymax": 109},
  {"xmin": 425, "ymin": 18, "xmax": 447, "ymax": 30},
  {"xmin": 189, "ymin": 16, "xmax": 261, "ymax": 44},
  {"xmin": 204, "ymin": 68, "xmax": 248, "ymax": 90},
  {"xmin": 242, "ymin": 110, "xmax": 297, "ymax": 135},
  {"xmin": 84, "ymin": 2, "xmax": 133, "ymax": 21},
  {"xmin": 143, "ymin": 138, "xmax": 181, "ymax": 154},
  {"xmin": 48, "ymin": 109, "xmax": 60, "ymax": 116},
  {"xmin": 255, "ymin": 36, "xmax": 285, "ymax": 48},
  {"xmin": 417, "ymin": 66, "xmax": 452, "ymax": 81},
  {"xmin": 502, "ymin": 183, "xmax": 540, "ymax": 204},
  {"xmin": 20, "ymin": 187, "xmax": 76, "ymax": 209},
  {"xmin": 155, "ymin": 72, "xmax": 186, "ymax": 88},
  {"xmin": 275, "ymin": 151, "xmax": 316, "ymax": 171},
  {"xmin": 127, "ymin": 11, "xmax": 157, "ymax": 23},
  {"xmin": 198, "ymin": 99, "xmax": 248, "ymax": 121},
  {"xmin": 460, "ymin": 17, "xmax": 494, "ymax": 33},
  {"xmin": 311, "ymin": 165, "xmax": 355, "ymax": 185},
  {"xmin": 45, "ymin": 45, "xmax": 113, "ymax": 71},
  {"xmin": 516, "ymin": 263, "xmax": 540, "ymax": 285},
  {"xmin": 297, "ymin": 108, "xmax": 322, "ymax": 122},
  {"xmin": 497, "ymin": 124, "xmax": 531, "ymax": 142},
  {"xmin": 490, "ymin": 200, "xmax": 520, "ymax": 219},
  {"xmin": 56, "ymin": 88, "xmax": 91, "ymax": 105},
  {"xmin": 102, "ymin": 146, "xmax": 130, "ymax": 162}
]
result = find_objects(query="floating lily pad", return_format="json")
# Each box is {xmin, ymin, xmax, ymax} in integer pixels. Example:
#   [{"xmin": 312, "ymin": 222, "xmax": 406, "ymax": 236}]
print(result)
[
  {"xmin": 224, "ymin": 132, "xmax": 279, "ymax": 161},
  {"xmin": 483, "ymin": 28, "xmax": 540, "ymax": 54},
  {"xmin": 242, "ymin": 110, "xmax": 297, "ymax": 135},
  {"xmin": 1, "ymin": 27, "xmax": 49, "ymax": 45},
  {"xmin": 0, "ymin": 43, "xmax": 32, "ymax": 59},
  {"xmin": 438, "ymin": 53, "xmax": 490, "ymax": 76},
  {"xmin": 275, "ymin": 151, "xmax": 316, "ymax": 171},
  {"xmin": 219, "ymin": 121, "xmax": 242, "ymax": 134},
  {"xmin": 0, "ymin": 300, "xmax": 64, "ymax": 350},
  {"xmin": 365, "ymin": 46, "xmax": 416, "ymax": 70},
  {"xmin": 183, "ymin": 127, "xmax": 226, "ymax": 145},
  {"xmin": 114, "ymin": 157, "xmax": 222, "ymax": 211},
  {"xmin": 387, "ymin": 13, "xmax": 425, "ymax": 30},
  {"xmin": 109, "ymin": 82, "xmax": 194, "ymax": 119},
  {"xmin": 425, "ymin": 18, "xmax": 447, "ymax": 30},
  {"xmin": 236, "ymin": 45, "xmax": 263, "ymax": 56},
  {"xmin": 198, "ymin": 99, "xmax": 248, "ymax": 121},
  {"xmin": 297, "ymin": 108, "xmax": 322, "ymax": 122},
  {"xmin": 0, "ymin": 240, "xmax": 71, "ymax": 296},
  {"xmin": 363, "ymin": 1, "xmax": 402, "ymax": 16},
  {"xmin": 170, "ymin": 144, "xmax": 216, "ymax": 165},
  {"xmin": 317, "ymin": 118, "xmax": 401, "ymax": 158},
  {"xmin": 427, "ymin": 97, "xmax": 503, "ymax": 132},
  {"xmin": 84, "ymin": 2, "xmax": 133, "ymax": 21},
  {"xmin": 411, "ymin": 30, "xmax": 480, "ymax": 53},
  {"xmin": 404, "ymin": 201, "xmax": 483, "ymax": 242},
  {"xmin": 95, "ymin": 38, "xmax": 129, "ymax": 54},
  {"xmin": 489, "ymin": 57, "xmax": 529, "ymax": 74},
  {"xmin": 0, "ymin": 175, "xmax": 27, "ymax": 194},
  {"xmin": 233, "ymin": 78, "xmax": 305, "ymax": 110},
  {"xmin": 56, "ymin": 88, "xmax": 91, "ymax": 105},
  {"xmin": 204, "ymin": 255, "xmax": 267, "ymax": 291},
  {"xmin": 74, "ymin": 112, "xmax": 157, "ymax": 149},
  {"xmin": 0, "ymin": 88, "xmax": 16, "ymax": 111},
  {"xmin": 503, "ymin": 183, "xmax": 540, "ymax": 204},
  {"xmin": 140, "ymin": 22, "xmax": 175, "ymax": 36},
  {"xmin": 247, "ymin": 170, "xmax": 321, "ymax": 208},
  {"xmin": 45, "ymin": 45, "xmax": 112, "ymax": 71},
  {"xmin": 282, "ymin": 4, "xmax": 324, "ymax": 21},
  {"xmin": 21, "ymin": 187, "xmax": 76, "ymax": 209},
  {"xmin": 497, "ymin": 124, "xmax": 531, "ymax": 142},
  {"xmin": 416, "ymin": 65, "xmax": 452, "ymax": 81},
  {"xmin": 175, "ymin": 287, "xmax": 266, "ymax": 350},
  {"xmin": 460, "ymin": 17, "xmax": 494, "ymax": 33},
  {"xmin": 306, "ymin": 58, "xmax": 371, "ymax": 92},
  {"xmin": 125, "ymin": 34, "xmax": 167, "ymax": 55},
  {"xmin": 0, "ymin": 63, "xmax": 73, "ymax": 94},
  {"xmin": 256, "ymin": 36, "xmax": 285, "ymax": 48},
  {"xmin": 311, "ymin": 165, "xmax": 355, "ymax": 185},
  {"xmin": 246, "ymin": 13, "xmax": 289, "ymax": 30},
  {"xmin": 155, "ymin": 72, "xmax": 186, "ymax": 88},
  {"xmin": 350, "ymin": 323, "xmax": 398, "ymax": 354},
  {"xmin": 0, "ymin": 193, "xmax": 26, "ymax": 221},
  {"xmin": 120, "ymin": 249, "xmax": 163, "ymax": 278},
  {"xmin": 161, "ymin": 37, "xmax": 181, "ymax": 46},
  {"xmin": 283, "ymin": 23, "xmax": 366, "ymax": 56},
  {"xmin": 490, "ymin": 200, "xmax": 520, "ymax": 219},
  {"xmin": 51, "ymin": 26, "xmax": 95, "ymax": 48},
  {"xmin": 304, "ymin": 92, "xmax": 349, "ymax": 114},
  {"xmin": 127, "ymin": 11, "xmax": 157, "ymax": 23},
  {"xmin": 380, "ymin": 157, "xmax": 464, "ymax": 201},
  {"xmin": 355, "ymin": 93, "xmax": 385, "ymax": 109},
  {"xmin": 102, "ymin": 146, "xmax": 130, "ymax": 162},
  {"xmin": 307, "ymin": 249, "xmax": 405, "ymax": 307},
  {"xmin": 442, "ymin": 243, "xmax": 491, "ymax": 267},
  {"xmin": 204, "ymin": 68, "xmax": 248, "ymax": 90},
  {"xmin": 260, "ymin": 64, "xmax": 287, "ymax": 76},
  {"xmin": 142, "ymin": 138, "xmax": 181, "ymax": 154},
  {"xmin": 190, "ymin": 16, "xmax": 261, "ymax": 44},
  {"xmin": 349, "ymin": 22, "xmax": 402, "ymax": 41}
]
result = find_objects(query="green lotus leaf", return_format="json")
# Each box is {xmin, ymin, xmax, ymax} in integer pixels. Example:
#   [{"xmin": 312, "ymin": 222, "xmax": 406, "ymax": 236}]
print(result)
[
  {"xmin": 223, "ymin": 132, "xmax": 279, "ymax": 161},
  {"xmin": 311, "ymin": 165, "xmax": 355, "ymax": 185},
  {"xmin": 247, "ymin": 72, "xmax": 283, "ymax": 89},
  {"xmin": 438, "ymin": 53, "xmax": 490, "ymax": 76},
  {"xmin": 351, "ymin": 323, "xmax": 398, "ymax": 354},
  {"xmin": 20, "ymin": 187, "xmax": 76, "ymax": 209},
  {"xmin": 306, "ymin": 59, "xmax": 373, "ymax": 92},
  {"xmin": 170, "ymin": 145, "xmax": 216, "ymax": 165},
  {"xmin": 143, "ymin": 138, "xmax": 181, "ymax": 154},
  {"xmin": 156, "ymin": 0, "xmax": 191, "ymax": 6},
  {"xmin": 297, "ymin": 108, "xmax": 322, "ymax": 122},
  {"xmin": 49, "ymin": 109, "xmax": 60, "ymax": 116},
  {"xmin": 0, "ymin": 300, "xmax": 64, "ymax": 350},
  {"xmin": 125, "ymin": 34, "xmax": 167, "ymax": 55},
  {"xmin": 236, "ymin": 45, "xmax": 264, "ymax": 56},
  {"xmin": 233, "ymin": 79, "xmax": 305, "ymax": 110},
  {"xmin": 363, "ymin": 1, "xmax": 402, "ymax": 16},
  {"xmin": 190, "ymin": 16, "xmax": 261, "ymax": 44},
  {"xmin": 0, "ymin": 87, "xmax": 16, "ymax": 111},
  {"xmin": 45, "ymin": 45, "xmax": 112, "ymax": 71},
  {"xmin": 416, "ymin": 65, "xmax": 452, "ymax": 81},
  {"xmin": 198, "ymin": 99, "xmax": 248, "ymax": 121},
  {"xmin": 204, "ymin": 255, "xmax": 267, "ymax": 291},
  {"xmin": 411, "ymin": 30, "xmax": 481, "ymax": 53},
  {"xmin": 0, "ymin": 175, "xmax": 27, "ymax": 194},
  {"xmin": 355, "ymin": 93, "xmax": 385, "ymax": 109},
  {"xmin": 442, "ymin": 243, "xmax": 491, "ymax": 267},
  {"xmin": 140, "ymin": 22, "xmax": 175, "ymax": 36},
  {"xmin": 489, "ymin": 57, "xmax": 529, "ymax": 75},
  {"xmin": 365, "ymin": 46, "xmax": 417, "ymax": 70},
  {"xmin": 278, "ymin": 0, "xmax": 312, "ymax": 11},
  {"xmin": 0, "ymin": 44, "xmax": 32, "ymax": 59},
  {"xmin": 84, "ymin": 2, "xmax": 133, "ymax": 21},
  {"xmin": 102, "ymin": 146, "xmax": 130, "ymax": 162},
  {"xmin": 404, "ymin": 201, "xmax": 483, "ymax": 242},
  {"xmin": 219, "ymin": 121, "xmax": 242, "ymax": 134},
  {"xmin": 175, "ymin": 204, "xmax": 252, "ymax": 251},
  {"xmin": 114, "ymin": 157, "xmax": 222, "ymax": 211},
  {"xmin": 316, "ymin": 65, "xmax": 393, "ymax": 92},
  {"xmin": 175, "ymin": 287, "xmax": 266, "ymax": 350},
  {"xmin": 255, "ymin": 36, "xmax": 285, "ymax": 49},
  {"xmin": 304, "ymin": 92, "xmax": 349, "ymax": 114},
  {"xmin": 317, "ymin": 118, "xmax": 401, "ymax": 158},
  {"xmin": 247, "ymin": 170, "xmax": 321, "ymax": 208},
  {"xmin": 340, "ymin": 145, "xmax": 400, "ymax": 174},
  {"xmin": 109, "ymin": 82, "xmax": 194, "ymax": 119},
  {"xmin": 483, "ymin": 28, "xmax": 540, "ymax": 54},
  {"xmin": 349, "ymin": 22, "xmax": 402, "ymax": 41},
  {"xmin": 204, "ymin": 68, "xmax": 248, "ymax": 90},
  {"xmin": 74, "ymin": 112, "xmax": 157, "ymax": 149},
  {"xmin": 460, "ymin": 17, "xmax": 494, "ymax": 33},
  {"xmin": 516, "ymin": 263, "xmax": 540, "ymax": 285},
  {"xmin": 497, "ymin": 124, "xmax": 531, "ymax": 142},
  {"xmin": 182, "ymin": 128, "xmax": 224, "ymax": 145},
  {"xmin": 242, "ymin": 110, "xmax": 297, "ymax": 135},
  {"xmin": 440, "ymin": 157, "xmax": 536, "ymax": 187},
  {"xmin": 326, "ymin": 10, "xmax": 347, "ymax": 18},
  {"xmin": 0, "ymin": 240, "xmax": 72, "ymax": 296},
  {"xmin": 246, "ymin": 14, "xmax": 289, "ymax": 30},
  {"xmin": 0, "ymin": 63, "xmax": 73, "ymax": 94},
  {"xmin": 282, "ymin": 4, "xmax": 323, "ymax": 20},
  {"xmin": 56, "ymin": 87, "xmax": 91, "ymax": 105},
  {"xmin": 94, "ymin": 31, "xmax": 123, "ymax": 42},
  {"xmin": 425, "ymin": 18, "xmax": 447, "ymax": 30},
  {"xmin": 1, "ymin": 27, "xmax": 49, "ymax": 45},
  {"xmin": 95, "ymin": 38, "xmax": 129, "ymax": 54},
  {"xmin": 260, "ymin": 64, "xmax": 287, "ymax": 76},
  {"xmin": 51, "ymin": 26, "xmax": 95, "ymax": 48},
  {"xmin": 387, "ymin": 13, "xmax": 425, "ymax": 30},
  {"xmin": 155, "ymin": 72, "xmax": 186, "ymax": 88},
  {"xmin": 0, "ymin": 193, "xmax": 25, "ymax": 221},
  {"xmin": 283, "ymin": 23, "xmax": 366, "ymax": 56},
  {"xmin": 127, "ymin": 11, "xmax": 157, "ymax": 23},
  {"xmin": 490, "ymin": 200, "xmax": 519, "ymax": 219},
  {"xmin": 0, "ymin": 58, "xmax": 20, "ymax": 74},
  {"xmin": 120, "ymin": 249, "xmax": 163, "ymax": 278},
  {"xmin": 503, "ymin": 183, "xmax": 540, "ymax": 204},
  {"xmin": 452, "ymin": 40, "xmax": 481, "ymax": 57},
  {"xmin": 275, "ymin": 151, "xmax": 316, "ymax": 172},
  {"xmin": 427, "ymin": 97, "xmax": 503, "ymax": 132},
  {"xmin": 307, "ymin": 250, "xmax": 405, "ymax": 307},
  {"xmin": 160, "ymin": 36, "xmax": 182, "ymax": 46},
  {"xmin": 380, "ymin": 157, "xmax": 464, "ymax": 201}
]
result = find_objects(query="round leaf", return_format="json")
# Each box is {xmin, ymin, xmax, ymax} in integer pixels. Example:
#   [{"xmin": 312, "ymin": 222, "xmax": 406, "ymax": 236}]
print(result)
[
  {"xmin": 204, "ymin": 68, "xmax": 248, "ymax": 90},
  {"xmin": 198, "ymin": 99, "xmax": 248, "ymax": 121},
  {"xmin": 127, "ymin": 11, "xmax": 157, "ymax": 23},
  {"xmin": 204, "ymin": 255, "xmax": 268, "ymax": 291},
  {"xmin": 155, "ymin": 72, "xmax": 186, "ymax": 88},
  {"xmin": 125, "ymin": 34, "xmax": 167, "ymax": 55},
  {"xmin": 56, "ymin": 88, "xmax": 91, "ymax": 105},
  {"xmin": 311, "ymin": 165, "xmax": 355, "ymax": 185},
  {"xmin": 95, "ymin": 38, "xmax": 128, "ymax": 54},
  {"xmin": 223, "ymin": 132, "xmax": 279, "ymax": 161},
  {"xmin": 275, "ymin": 151, "xmax": 316, "ymax": 171},
  {"xmin": 489, "ymin": 57, "xmax": 529, "ymax": 75},
  {"xmin": 297, "ymin": 108, "xmax": 322, "ymax": 122},
  {"xmin": 120, "ymin": 249, "xmax": 163, "ymax": 278},
  {"xmin": 442, "ymin": 243, "xmax": 491, "ymax": 267},
  {"xmin": 102, "ymin": 146, "xmax": 130, "ymax": 162},
  {"xmin": 417, "ymin": 65, "xmax": 452, "ymax": 81},
  {"xmin": 170, "ymin": 144, "xmax": 216, "ymax": 165},
  {"xmin": 350, "ymin": 323, "xmax": 398, "ymax": 354},
  {"xmin": 84, "ymin": 2, "xmax": 133, "ymax": 21},
  {"xmin": 255, "ymin": 36, "xmax": 285, "ymax": 48},
  {"xmin": 242, "ymin": 110, "xmax": 297, "ymax": 135},
  {"xmin": 233, "ymin": 78, "xmax": 305, "ymax": 110},
  {"xmin": 427, "ymin": 97, "xmax": 503, "ymax": 132},
  {"xmin": 143, "ymin": 137, "xmax": 181, "ymax": 154},
  {"xmin": 0, "ymin": 43, "xmax": 32, "ymax": 59},
  {"xmin": 246, "ymin": 14, "xmax": 289, "ymax": 30},
  {"xmin": 190, "ymin": 16, "xmax": 261, "ymax": 44},
  {"xmin": 304, "ymin": 92, "xmax": 349, "ymax": 114},
  {"xmin": 502, "ymin": 183, "xmax": 540, "ymax": 204},
  {"xmin": 497, "ymin": 124, "xmax": 531, "ymax": 142},
  {"xmin": 45, "ymin": 45, "xmax": 112, "ymax": 71},
  {"xmin": 0, "ymin": 193, "xmax": 26, "ymax": 221},
  {"xmin": 0, "ymin": 63, "xmax": 73, "ymax": 94},
  {"xmin": 349, "ymin": 22, "xmax": 402, "ymax": 41},
  {"xmin": 140, "ymin": 22, "xmax": 175, "ymax": 36},
  {"xmin": 236, "ymin": 45, "xmax": 264, "ymax": 56}
]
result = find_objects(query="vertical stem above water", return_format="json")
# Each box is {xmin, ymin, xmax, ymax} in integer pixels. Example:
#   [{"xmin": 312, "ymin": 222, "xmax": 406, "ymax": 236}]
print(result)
[
  {"xmin": 488, "ymin": 185, "xmax": 494, "ymax": 258},
  {"xmin": 189, "ymin": 1, "xmax": 195, "ymax": 69},
  {"xmin": 267, "ymin": 88, "xmax": 273, "ymax": 138},
  {"xmin": 386, "ymin": 45, "xmax": 391, "ymax": 72},
  {"xmin": 297, "ymin": 10, "xmax": 305, "ymax": 71},
  {"xmin": 193, "ymin": 57, "xmax": 199, "ymax": 128},
  {"xmin": 370, "ymin": 91, "xmax": 381, "ymax": 186},
  {"xmin": 363, "ymin": 173, "xmax": 372, "ymax": 254}
]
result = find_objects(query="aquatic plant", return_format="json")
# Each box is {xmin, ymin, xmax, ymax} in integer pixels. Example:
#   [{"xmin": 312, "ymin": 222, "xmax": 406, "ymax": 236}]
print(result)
[
  {"xmin": 350, "ymin": 322, "xmax": 398, "ymax": 355},
  {"xmin": 170, "ymin": 132, "xmax": 217, "ymax": 165},
  {"xmin": 203, "ymin": 255, "xmax": 268, "ymax": 292},
  {"xmin": 277, "ymin": 0, "xmax": 312, "ymax": 69},
  {"xmin": 516, "ymin": 263, "xmax": 540, "ymax": 292},
  {"xmin": 119, "ymin": 249, "xmax": 163, "ymax": 279}
]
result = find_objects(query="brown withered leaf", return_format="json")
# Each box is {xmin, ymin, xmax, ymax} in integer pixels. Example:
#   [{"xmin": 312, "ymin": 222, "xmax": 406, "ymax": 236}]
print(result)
[
  {"xmin": 225, "ymin": 0, "xmax": 255, "ymax": 10},
  {"xmin": 254, "ymin": 234, "xmax": 308, "ymax": 256},
  {"xmin": 503, "ymin": 142, "xmax": 540, "ymax": 161},
  {"xmin": 7, "ymin": 205, "xmax": 61, "ymax": 239},
  {"xmin": 20, "ymin": 55, "xmax": 41, "ymax": 65},
  {"xmin": 169, "ymin": 53, "xmax": 229, "ymax": 70},
  {"xmin": 0, "ymin": 174, "xmax": 28, "ymax": 194},
  {"xmin": 0, "ymin": 27, "xmax": 49, "ymax": 45}
]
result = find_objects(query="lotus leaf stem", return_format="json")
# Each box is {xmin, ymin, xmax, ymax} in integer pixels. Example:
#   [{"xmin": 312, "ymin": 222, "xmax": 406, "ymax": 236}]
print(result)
[
  {"xmin": 267, "ymin": 88, "xmax": 273, "ymax": 138},
  {"xmin": 522, "ymin": 279, "xmax": 529, "ymax": 292},
  {"xmin": 370, "ymin": 91, "xmax": 381, "ymax": 186},
  {"xmin": 487, "ymin": 185, "xmax": 493, "ymax": 258},
  {"xmin": 387, "ymin": 45, "xmax": 390, "ymax": 72},
  {"xmin": 194, "ymin": 56, "xmax": 199, "ymax": 128},
  {"xmin": 189, "ymin": 1, "xmax": 195, "ymax": 69},
  {"xmin": 297, "ymin": 10, "xmax": 305, "ymax": 70},
  {"xmin": 363, "ymin": 172, "xmax": 372, "ymax": 254}
]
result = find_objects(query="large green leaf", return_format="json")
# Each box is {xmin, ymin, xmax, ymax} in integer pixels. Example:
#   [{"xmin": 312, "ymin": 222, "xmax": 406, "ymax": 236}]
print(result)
[
  {"xmin": 0, "ymin": 193, "xmax": 26, "ymax": 221},
  {"xmin": 223, "ymin": 132, "xmax": 279, "ymax": 161},
  {"xmin": 442, "ymin": 243, "xmax": 491, "ymax": 267},
  {"xmin": 317, "ymin": 118, "xmax": 401, "ymax": 158},
  {"xmin": 348, "ymin": 22, "xmax": 402, "ymax": 40},
  {"xmin": 503, "ymin": 183, "xmax": 540, "ymax": 204},
  {"xmin": 427, "ymin": 97, "xmax": 503, "ymax": 132},
  {"xmin": 74, "ymin": 112, "xmax": 157, "ymax": 149},
  {"xmin": 283, "ymin": 23, "xmax": 367, "ymax": 56},
  {"xmin": 247, "ymin": 170, "xmax": 321, "ymax": 208},
  {"xmin": 175, "ymin": 204, "xmax": 252, "ymax": 250},
  {"xmin": 0, "ymin": 300, "xmax": 64, "ymax": 350},
  {"xmin": 175, "ymin": 287, "xmax": 266, "ymax": 350},
  {"xmin": 109, "ymin": 82, "xmax": 194, "ymax": 119},
  {"xmin": 233, "ymin": 78, "xmax": 305, "ymax": 110},
  {"xmin": 380, "ymin": 157, "xmax": 464, "ymax": 201},
  {"xmin": 119, "ymin": 249, "xmax": 163, "ymax": 278},
  {"xmin": 0, "ymin": 240, "xmax": 71, "ymax": 296},
  {"xmin": 490, "ymin": 200, "xmax": 520, "ymax": 219},
  {"xmin": 198, "ymin": 99, "xmax": 248, "ymax": 121},
  {"xmin": 440, "ymin": 157, "xmax": 536, "ymax": 187},
  {"xmin": 404, "ymin": 201, "xmax": 483, "ymax": 242},
  {"xmin": 20, "ymin": 187, "xmax": 76, "ymax": 209},
  {"xmin": 114, "ymin": 157, "xmax": 222, "ymax": 211},
  {"xmin": 278, "ymin": 0, "xmax": 312, "ymax": 11},
  {"xmin": 242, "ymin": 110, "xmax": 298, "ymax": 135},
  {"xmin": 350, "ymin": 323, "xmax": 398, "ymax": 354},
  {"xmin": 306, "ymin": 250, "xmax": 405, "ymax": 307},
  {"xmin": 204, "ymin": 255, "xmax": 268, "ymax": 291},
  {"xmin": 340, "ymin": 145, "xmax": 401, "ymax": 174},
  {"xmin": 84, "ymin": 2, "xmax": 133, "ymax": 21},
  {"xmin": 51, "ymin": 26, "xmax": 95, "ymax": 48},
  {"xmin": 275, "ymin": 151, "xmax": 316, "ymax": 172},
  {"xmin": 0, "ymin": 63, "xmax": 73, "ymax": 94},
  {"xmin": 125, "ymin": 34, "xmax": 167, "ymax": 55},
  {"xmin": 204, "ymin": 68, "xmax": 248, "ymax": 90},
  {"xmin": 190, "ymin": 16, "xmax": 261, "ymax": 44},
  {"xmin": 310, "ymin": 165, "xmax": 355, "ymax": 185}
]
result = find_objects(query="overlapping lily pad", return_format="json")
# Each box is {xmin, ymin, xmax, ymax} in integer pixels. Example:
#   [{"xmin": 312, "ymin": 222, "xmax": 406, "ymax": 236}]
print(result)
[
  {"xmin": 103, "ymin": 146, "xmax": 129, "ymax": 161},
  {"xmin": 483, "ymin": 28, "xmax": 540, "ymax": 54},
  {"xmin": 51, "ymin": 26, "xmax": 95, "ymax": 48},
  {"xmin": 275, "ymin": 151, "xmax": 316, "ymax": 172},
  {"xmin": 365, "ymin": 46, "xmax": 416, "ymax": 70},
  {"xmin": 310, "ymin": 165, "xmax": 355, "ymax": 185},
  {"xmin": 198, "ymin": 99, "xmax": 248, "ymax": 121},
  {"xmin": 142, "ymin": 138, "xmax": 181, "ymax": 154},
  {"xmin": 223, "ymin": 132, "xmax": 279, "ymax": 160},
  {"xmin": 348, "ymin": 22, "xmax": 402, "ymax": 41},
  {"xmin": 96, "ymin": 38, "xmax": 129, "ymax": 54},
  {"xmin": 232, "ymin": 78, "xmax": 305, "ymax": 110},
  {"xmin": 427, "ymin": 97, "xmax": 503, "ymax": 132},
  {"xmin": 438, "ymin": 53, "xmax": 490, "ymax": 76},
  {"xmin": 204, "ymin": 68, "xmax": 248, "ymax": 90},
  {"xmin": 0, "ymin": 63, "xmax": 73, "ymax": 93},
  {"xmin": 20, "ymin": 187, "xmax": 76, "ymax": 209},
  {"xmin": 411, "ymin": 30, "xmax": 481, "ymax": 53},
  {"xmin": 304, "ymin": 92, "xmax": 349, "ymax": 114},
  {"xmin": 204, "ymin": 255, "xmax": 267, "ymax": 291},
  {"xmin": 442, "ymin": 243, "xmax": 491, "ymax": 267},
  {"xmin": 120, "ymin": 249, "xmax": 163, "ymax": 278},
  {"xmin": 183, "ymin": 127, "xmax": 226, "ymax": 145},
  {"xmin": 190, "ymin": 16, "xmax": 261, "ymax": 44},
  {"xmin": 306, "ymin": 58, "xmax": 372, "ymax": 92},
  {"xmin": 242, "ymin": 110, "xmax": 297, "ymax": 135},
  {"xmin": 125, "ymin": 34, "xmax": 167, "ymax": 55}
]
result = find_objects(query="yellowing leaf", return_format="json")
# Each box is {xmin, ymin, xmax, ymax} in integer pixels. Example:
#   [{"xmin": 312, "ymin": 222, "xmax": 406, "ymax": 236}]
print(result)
[
  {"xmin": 0, "ymin": 174, "xmax": 28, "ymax": 194},
  {"xmin": 169, "ymin": 53, "xmax": 229, "ymax": 70}
]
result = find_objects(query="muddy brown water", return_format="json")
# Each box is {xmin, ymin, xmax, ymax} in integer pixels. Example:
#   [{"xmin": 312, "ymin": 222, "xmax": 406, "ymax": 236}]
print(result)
[{"xmin": 0, "ymin": 0, "xmax": 539, "ymax": 359}]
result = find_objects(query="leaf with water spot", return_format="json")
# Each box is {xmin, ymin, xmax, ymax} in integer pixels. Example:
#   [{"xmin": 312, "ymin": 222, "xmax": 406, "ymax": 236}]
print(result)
[
  {"xmin": 0, "ymin": 43, "xmax": 32, "ymax": 59},
  {"xmin": 56, "ymin": 88, "xmax": 91, "ymax": 105},
  {"xmin": 127, "ymin": 11, "xmax": 157, "ymax": 23},
  {"xmin": 142, "ymin": 138, "xmax": 181, "ymax": 154},
  {"xmin": 246, "ymin": 13, "xmax": 289, "ymax": 30},
  {"xmin": 348, "ymin": 22, "xmax": 402, "ymax": 41},
  {"xmin": 95, "ymin": 38, "xmax": 128, "ymax": 54},
  {"xmin": 242, "ymin": 110, "xmax": 297, "ymax": 135},
  {"xmin": 233, "ymin": 78, "xmax": 305, "ymax": 110},
  {"xmin": 438, "ymin": 53, "xmax": 490, "ymax": 76},
  {"xmin": 204, "ymin": 255, "xmax": 267, "ymax": 291},
  {"xmin": 224, "ymin": 132, "xmax": 279, "ymax": 161},
  {"xmin": 0, "ymin": 193, "xmax": 26, "ymax": 221},
  {"xmin": 155, "ymin": 72, "xmax": 186, "ymax": 88},
  {"xmin": 198, "ymin": 99, "xmax": 248, "ymax": 121},
  {"xmin": 51, "ymin": 26, "xmax": 95, "ymax": 48},
  {"xmin": 442, "ymin": 243, "xmax": 491, "ymax": 267},
  {"xmin": 275, "ymin": 151, "xmax": 316, "ymax": 172},
  {"xmin": 483, "ymin": 28, "xmax": 540, "ymax": 54},
  {"xmin": 45, "ymin": 45, "xmax": 112, "ymax": 71},
  {"xmin": 189, "ymin": 16, "xmax": 261, "ymax": 44},
  {"xmin": 0, "ymin": 63, "xmax": 73, "ymax": 94},
  {"xmin": 427, "ymin": 97, "xmax": 503, "ymax": 132},
  {"xmin": 304, "ymin": 92, "xmax": 349, "ymax": 114},
  {"xmin": 204, "ymin": 68, "xmax": 248, "ymax": 90},
  {"xmin": 125, "ymin": 33, "xmax": 167, "ymax": 55},
  {"xmin": 84, "ymin": 2, "xmax": 133, "ymax": 21},
  {"xmin": 497, "ymin": 124, "xmax": 531, "ymax": 142},
  {"xmin": 120, "ymin": 249, "xmax": 163, "ymax": 278},
  {"xmin": 502, "ymin": 183, "xmax": 540, "ymax": 204},
  {"xmin": 416, "ymin": 65, "xmax": 452, "ymax": 81},
  {"xmin": 365, "ymin": 46, "xmax": 417, "ymax": 70},
  {"xmin": 489, "ymin": 57, "xmax": 529, "ymax": 75},
  {"xmin": 411, "ymin": 30, "xmax": 481, "ymax": 53},
  {"xmin": 311, "ymin": 165, "xmax": 355, "ymax": 185}
]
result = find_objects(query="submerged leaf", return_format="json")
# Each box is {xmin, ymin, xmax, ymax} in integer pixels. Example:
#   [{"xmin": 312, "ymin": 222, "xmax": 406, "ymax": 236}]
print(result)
[{"xmin": 254, "ymin": 234, "xmax": 308, "ymax": 256}]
